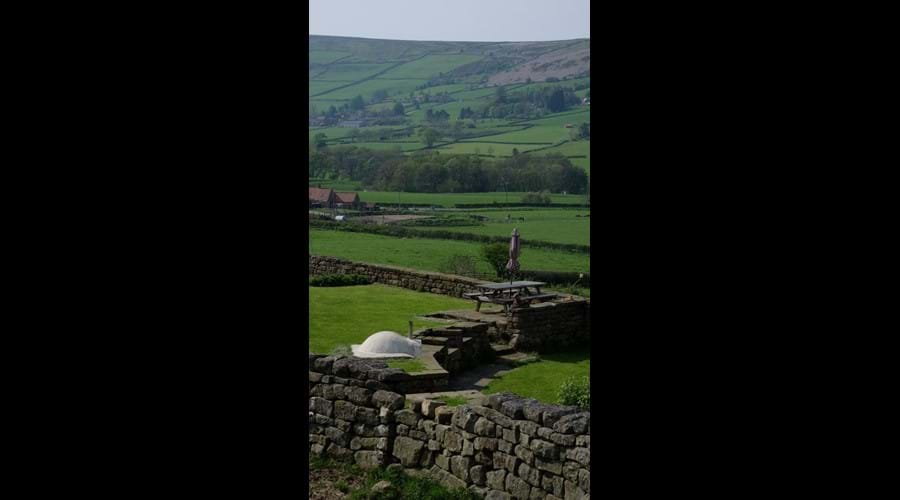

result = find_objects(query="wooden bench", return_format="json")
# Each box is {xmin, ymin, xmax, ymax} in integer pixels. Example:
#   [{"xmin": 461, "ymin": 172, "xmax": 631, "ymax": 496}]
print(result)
[{"xmin": 463, "ymin": 292, "xmax": 513, "ymax": 312}]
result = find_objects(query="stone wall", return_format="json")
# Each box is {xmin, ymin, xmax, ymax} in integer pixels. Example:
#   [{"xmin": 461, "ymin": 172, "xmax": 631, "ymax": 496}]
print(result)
[
  {"xmin": 507, "ymin": 299, "xmax": 591, "ymax": 352},
  {"xmin": 309, "ymin": 355, "xmax": 591, "ymax": 499},
  {"xmin": 308, "ymin": 355, "xmax": 407, "ymax": 469},
  {"xmin": 309, "ymin": 255, "xmax": 592, "ymax": 354},
  {"xmin": 310, "ymin": 255, "xmax": 489, "ymax": 298}
]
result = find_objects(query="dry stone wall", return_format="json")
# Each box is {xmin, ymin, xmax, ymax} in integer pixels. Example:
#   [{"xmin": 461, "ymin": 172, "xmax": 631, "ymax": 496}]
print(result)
[
  {"xmin": 309, "ymin": 355, "xmax": 591, "ymax": 499},
  {"xmin": 507, "ymin": 299, "xmax": 591, "ymax": 352},
  {"xmin": 309, "ymin": 255, "xmax": 592, "ymax": 354},
  {"xmin": 310, "ymin": 255, "xmax": 488, "ymax": 298}
]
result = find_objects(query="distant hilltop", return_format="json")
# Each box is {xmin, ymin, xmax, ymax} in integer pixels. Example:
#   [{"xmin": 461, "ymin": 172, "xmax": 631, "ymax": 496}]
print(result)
[{"xmin": 309, "ymin": 35, "xmax": 589, "ymax": 85}]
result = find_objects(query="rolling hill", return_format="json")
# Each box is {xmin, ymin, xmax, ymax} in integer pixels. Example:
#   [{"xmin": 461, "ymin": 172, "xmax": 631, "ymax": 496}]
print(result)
[{"xmin": 309, "ymin": 35, "xmax": 590, "ymax": 174}]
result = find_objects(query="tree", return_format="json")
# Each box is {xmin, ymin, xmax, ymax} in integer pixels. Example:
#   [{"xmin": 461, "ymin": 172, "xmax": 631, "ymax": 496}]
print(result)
[
  {"xmin": 313, "ymin": 133, "xmax": 327, "ymax": 150},
  {"xmin": 372, "ymin": 89, "xmax": 388, "ymax": 101},
  {"xmin": 495, "ymin": 86, "xmax": 507, "ymax": 104},
  {"xmin": 418, "ymin": 128, "xmax": 440, "ymax": 148},
  {"xmin": 579, "ymin": 122, "xmax": 590, "ymax": 139},
  {"xmin": 548, "ymin": 88, "xmax": 566, "ymax": 112},
  {"xmin": 349, "ymin": 95, "xmax": 365, "ymax": 111},
  {"xmin": 393, "ymin": 102, "xmax": 405, "ymax": 116},
  {"xmin": 480, "ymin": 243, "xmax": 510, "ymax": 277},
  {"xmin": 327, "ymin": 105, "xmax": 337, "ymax": 117}
]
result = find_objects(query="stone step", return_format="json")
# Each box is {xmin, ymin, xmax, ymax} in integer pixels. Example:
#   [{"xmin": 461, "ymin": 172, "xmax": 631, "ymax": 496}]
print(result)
[
  {"xmin": 496, "ymin": 352, "xmax": 533, "ymax": 366},
  {"xmin": 491, "ymin": 343, "xmax": 515, "ymax": 356}
]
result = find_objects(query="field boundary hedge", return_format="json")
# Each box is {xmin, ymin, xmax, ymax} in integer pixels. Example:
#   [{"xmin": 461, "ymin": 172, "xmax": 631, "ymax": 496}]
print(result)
[
  {"xmin": 309, "ymin": 219, "xmax": 590, "ymax": 253},
  {"xmin": 453, "ymin": 202, "xmax": 587, "ymax": 208}
]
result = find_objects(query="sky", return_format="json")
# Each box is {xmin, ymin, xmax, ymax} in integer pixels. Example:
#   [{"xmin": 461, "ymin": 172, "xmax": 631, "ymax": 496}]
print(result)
[{"xmin": 309, "ymin": 0, "xmax": 589, "ymax": 42}]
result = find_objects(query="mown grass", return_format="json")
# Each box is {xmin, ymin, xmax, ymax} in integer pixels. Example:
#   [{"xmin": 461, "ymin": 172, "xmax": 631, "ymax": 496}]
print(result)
[
  {"xmin": 483, "ymin": 350, "xmax": 591, "ymax": 404},
  {"xmin": 387, "ymin": 358, "xmax": 428, "ymax": 373},
  {"xmin": 308, "ymin": 284, "xmax": 471, "ymax": 354},
  {"xmin": 309, "ymin": 229, "xmax": 591, "ymax": 274}
]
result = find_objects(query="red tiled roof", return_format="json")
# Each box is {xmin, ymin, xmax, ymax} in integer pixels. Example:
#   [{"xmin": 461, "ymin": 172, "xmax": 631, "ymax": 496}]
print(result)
[
  {"xmin": 309, "ymin": 187, "xmax": 334, "ymax": 202},
  {"xmin": 334, "ymin": 192, "xmax": 359, "ymax": 204}
]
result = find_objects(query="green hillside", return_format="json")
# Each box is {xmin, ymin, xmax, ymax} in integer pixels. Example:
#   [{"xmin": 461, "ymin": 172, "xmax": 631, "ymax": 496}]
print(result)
[{"xmin": 309, "ymin": 35, "xmax": 591, "ymax": 183}]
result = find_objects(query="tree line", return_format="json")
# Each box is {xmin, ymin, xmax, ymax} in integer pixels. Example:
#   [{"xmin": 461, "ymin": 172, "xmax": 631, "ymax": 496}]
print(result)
[{"xmin": 308, "ymin": 146, "xmax": 588, "ymax": 194}]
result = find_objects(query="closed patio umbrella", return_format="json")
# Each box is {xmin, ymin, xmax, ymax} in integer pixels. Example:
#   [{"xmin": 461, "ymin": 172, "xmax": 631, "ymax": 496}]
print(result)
[{"xmin": 506, "ymin": 228, "xmax": 520, "ymax": 284}]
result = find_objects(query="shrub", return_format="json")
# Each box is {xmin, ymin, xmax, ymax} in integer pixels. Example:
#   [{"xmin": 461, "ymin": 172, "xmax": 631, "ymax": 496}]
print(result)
[
  {"xmin": 309, "ymin": 274, "xmax": 371, "ymax": 287},
  {"xmin": 520, "ymin": 192, "xmax": 552, "ymax": 205},
  {"xmin": 480, "ymin": 243, "xmax": 510, "ymax": 277},
  {"xmin": 438, "ymin": 254, "xmax": 479, "ymax": 276},
  {"xmin": 557, "ymin": 376, "xmax": 590, "ymax": 409}
]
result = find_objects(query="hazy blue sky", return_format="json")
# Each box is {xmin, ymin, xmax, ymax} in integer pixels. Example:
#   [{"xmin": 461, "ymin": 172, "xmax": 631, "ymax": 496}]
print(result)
[{"xmin": 309, "ymin": 0, "xmax": 589, "ymax": 42}]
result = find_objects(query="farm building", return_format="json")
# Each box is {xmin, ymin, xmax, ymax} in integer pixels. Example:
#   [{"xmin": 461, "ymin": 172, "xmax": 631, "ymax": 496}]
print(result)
[
  {"xmin": 334, "ymin": 191, "xmax": 361, "ymax": 209},
  {"xmin": 309, "ymin": 187, "xmax": 336, "ymax": 209},
  {"xmin": 309, "ymin": 187, "xmax": 370, "ymax": 210}
]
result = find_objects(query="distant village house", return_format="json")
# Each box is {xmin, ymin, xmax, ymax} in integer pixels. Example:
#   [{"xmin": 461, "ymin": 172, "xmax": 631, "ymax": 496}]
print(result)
[{"xmin": 308, "ymin": 187, "xmax": 376, "ymax": 211}]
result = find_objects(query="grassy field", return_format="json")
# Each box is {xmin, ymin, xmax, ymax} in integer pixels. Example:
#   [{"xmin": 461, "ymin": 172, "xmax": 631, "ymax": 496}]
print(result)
[
  {"xmin": 313, "ymin": 62, "xmax": 394, "ymax": 82},
  {"xmin": 356, "ymin": 191, "xmax": 588, "ymax": 206},
  {"xmin": 309, "ymin": 230, "xmax": 591, "ymax": 273},
  {"xmin": 309, "ymin": 80, "xmax": 354, "ymax": 96},
  {"xmin": 483, "ymin": 350, "xmax": 590, "ymax": 404},
  {"xmin": 316, "ymin": 78, "xmax": 429, "ymax": 100},
  {"xmin": 309, "ymin": 50, "xmax": 352, "ymax": 64},
  {"xmin": 516, "ymin": 108, "xmax": 590, "ymax": 127},
  {"xmin": 379, "ymin": 54, "xmax": 483, "ymax": 79},
  {"xmin": 434, "ymin": 142, "xmax": 547, "ymax": 156},
  {"xmin": 529, "ymin": 139, "xmax": 590, "ymax": 172},
  {"xmin": 416, "ymin": 209, "xmax": 590, "ymax": 245},
  {"xmin": 344, "ymin": 141, "xmax": 423, "ymax": 151},
  {"xmin": 308, "ymin": 284, "xmax": 470, "ymax": 354},
  {"xmin": 463, "ymin": 124, "xmax": 569, "ymax": 144},
  {"xmin": 308, "ymin": 127, "xmax": 358, "ymax": 140}
]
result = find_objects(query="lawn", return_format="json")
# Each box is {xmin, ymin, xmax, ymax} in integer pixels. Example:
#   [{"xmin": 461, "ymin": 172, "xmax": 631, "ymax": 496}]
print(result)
[
  {"xmin": 416, "ymin": 209, "xmax": 591, "ymax": 246},
  {"xmin": 357, "ymin": 191, "xmax": 587, "ymax": 207},
  {"xmin": 308, "ymin": 284, "xmax": 470, "ymax": 354},
  {"xmin": 483, "ymin": 350, "xmax": 590, "ymax": 404},
  {"xmin": 309, "ymin": 230, "xmax": 591, "ymax": 273}
]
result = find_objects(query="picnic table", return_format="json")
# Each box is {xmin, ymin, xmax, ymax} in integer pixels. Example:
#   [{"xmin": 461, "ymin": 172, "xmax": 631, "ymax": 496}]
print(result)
[{"xmin": 463, "ymin": 281, "xmax": 557, "ymax": 313}]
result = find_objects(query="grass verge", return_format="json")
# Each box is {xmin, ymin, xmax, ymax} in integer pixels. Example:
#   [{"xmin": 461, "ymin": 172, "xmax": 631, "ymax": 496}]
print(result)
[{"xmin": 483, "ymin": 349, "xmax": 590, "ymax": 404}]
